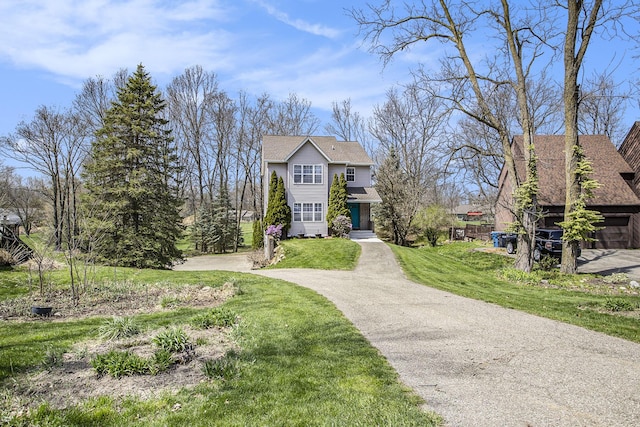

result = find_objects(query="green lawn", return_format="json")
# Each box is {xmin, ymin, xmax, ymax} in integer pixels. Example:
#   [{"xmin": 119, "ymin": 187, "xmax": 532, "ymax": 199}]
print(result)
[
  {"xmin": 391, "ymin": 242, "xmax": 640, "ymax": 343},
  {"xmin": 0, "ymin": 267, "xmax": 439, "ymax": 426},
  {"xmin": 270, "ymin": 238, "xmax": 361, "ymax": 270}
]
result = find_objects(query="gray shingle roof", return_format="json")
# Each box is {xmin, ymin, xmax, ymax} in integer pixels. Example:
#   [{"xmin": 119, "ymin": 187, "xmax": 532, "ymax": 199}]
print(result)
[
  {"xmin": 262, "ymin": 135, "xmax": 373, "ymax": 165},
  {"xmin": 347, "ymin": 187, "xmax": 382, "ymax": 203}
]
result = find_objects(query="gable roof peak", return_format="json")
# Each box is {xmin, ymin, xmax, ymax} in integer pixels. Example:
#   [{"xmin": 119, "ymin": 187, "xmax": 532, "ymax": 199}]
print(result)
[{"xmin": 262, "ymin": 135, "xmax": 373, "ymax": 165}]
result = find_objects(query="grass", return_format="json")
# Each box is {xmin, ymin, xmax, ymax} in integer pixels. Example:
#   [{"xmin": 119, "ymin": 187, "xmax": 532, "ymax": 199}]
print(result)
[
  {"xmin": 270, "ymin": 238, "xmax": 361, "ymax": 270},
  {"xmin": 0, "ymin": 270, "xmax": 439, "ymax": 426},
  {"xmin": 391, "ymin": 242, "xmax": 640, "ymax": 343}
]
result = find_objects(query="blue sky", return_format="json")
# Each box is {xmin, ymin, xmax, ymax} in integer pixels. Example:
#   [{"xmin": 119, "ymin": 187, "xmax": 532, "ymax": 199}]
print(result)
[
  {"xmin": 0, "ymin": 0, "xmax": 420, "ymax": 138},
  {"xmin": 0, "ymin": 0, "xmax": 638, "ymax": 143}
]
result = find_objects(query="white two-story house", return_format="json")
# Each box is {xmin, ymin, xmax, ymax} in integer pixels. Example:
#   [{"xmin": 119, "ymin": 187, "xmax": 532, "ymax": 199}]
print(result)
[{"xmin": 262, "ymin": 135, "xmax": 381, "ymax": 237}]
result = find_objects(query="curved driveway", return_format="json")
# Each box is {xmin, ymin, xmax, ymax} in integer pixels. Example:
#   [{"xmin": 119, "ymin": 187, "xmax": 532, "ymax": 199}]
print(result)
[{"xmin": 177, "ymin": 240, "xmax": 640, "ymax": 426}]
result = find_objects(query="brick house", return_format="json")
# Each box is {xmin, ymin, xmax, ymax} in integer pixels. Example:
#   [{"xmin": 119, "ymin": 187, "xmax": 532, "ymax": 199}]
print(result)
[{"xmin": 619, "ymin": 122, "xmax": 640, "ymax": 248}]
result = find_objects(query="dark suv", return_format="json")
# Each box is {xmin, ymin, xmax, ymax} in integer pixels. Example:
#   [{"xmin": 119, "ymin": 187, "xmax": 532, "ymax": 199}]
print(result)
[
  {"xmin": 533, "ymin": 229, "xmax": 564, "ymax": 261},
  {"xmin": 503, "ymin": 229, "xmax": 579, "ymax": 262}
]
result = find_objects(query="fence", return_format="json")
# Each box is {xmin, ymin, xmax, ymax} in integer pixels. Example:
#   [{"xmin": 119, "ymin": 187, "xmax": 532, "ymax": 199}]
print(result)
[{"xmin": 450, "ymin": 224, "xmax": 494, "ymax": 242}]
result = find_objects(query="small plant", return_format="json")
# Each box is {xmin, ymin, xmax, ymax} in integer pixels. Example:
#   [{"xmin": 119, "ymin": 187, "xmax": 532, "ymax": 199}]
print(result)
[
  {"xmin": 603, "ymin": 273, "xmax": 628, "ymax": 284},
  {"xmin": 265, "ymin": 224, "xmax": 283, "ymax": 241},
  {"xmin": 195, "ymin": 337, "xmax": 208, "ymax": 346},
  {"xmin": 332, "ymin": 215, "xmax": 352, "ymax": 238},
  {"xmin": 153, "ymin": 327, "xmax": 192, "ymax": 353},
  {"xmin": 202, "ymin": 349, "xmax": 240, "ymax": 381},
  {"xmin": 150, "ymin": 349, "xmax": 174, "ymax": 375},
  {"xmin": 91, "ymin": 350, "xmax": 151, "ymax": 378},
  {"xmin": 42, "ymin": 345, "xmax": 64, "ymax": 371},
  {"xmin": 160, "ymin": 295, "xmax": 182, "ymax": 308},
  {"xmin": 99, "ymin": 316, "xmax": 141, "ymax": 341},
  {"xmin": 190, "ymin": 307, "xmax": 238, "ymax": 329},
  {"xmin": 537, "ymin": 254, "xmax": 558, "ymax": 272},
  {"xmin": 0, "ymin": 249, "xmax": 14, "ymax": 266},
  {"xmin": 603, "ymin": 298, "xmax": 636, "ymax": 312}
]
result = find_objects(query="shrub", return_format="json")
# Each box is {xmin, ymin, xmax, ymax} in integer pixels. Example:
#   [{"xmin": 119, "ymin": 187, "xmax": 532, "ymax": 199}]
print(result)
[
  {"xmin": 99, "ymin": 316, "xmax": 141, "ymax": 341},
  {"xmin": 0, "ymin": 249, "xmax": 15, "ymax": 266},
  {"xmin": 190, "ymin": 307, "xmax": 238, "ymax": 329},
  {"xmin": 202, "ymin": 349, "xmax": 240, "ymax": 381},
  {"xmin": 252, "ymin": 219, "xmax": 264, "ymax": 249},
  {"xmin": 537, "ymin": 254, "xmax": 559, "ymax": 271},
  {"xmin": 153, "ymin": 327, "xmax": 192, "ymax": 353},
  {"xmin": 332, "ymin": 215, "xmax": 352, "ymax": 238},
  {"xmin": 265, "ymin": 224, "xmax": 283, "ymax": 241}
]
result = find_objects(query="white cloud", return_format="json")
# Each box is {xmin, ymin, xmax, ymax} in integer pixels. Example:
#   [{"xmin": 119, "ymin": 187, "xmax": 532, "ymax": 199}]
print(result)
[
  {"xmin": 0, "ymin": 0, "xmax": 233, "ymax": 80},
  {"xmin": 251, "ymin": 0, "xmax": 342, "ymax": 39}
]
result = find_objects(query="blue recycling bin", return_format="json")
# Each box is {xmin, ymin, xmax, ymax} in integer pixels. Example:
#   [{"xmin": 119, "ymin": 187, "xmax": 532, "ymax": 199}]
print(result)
[{"xmin": 490, "ymin": 231, "xmax": 501, "ymax": 247}]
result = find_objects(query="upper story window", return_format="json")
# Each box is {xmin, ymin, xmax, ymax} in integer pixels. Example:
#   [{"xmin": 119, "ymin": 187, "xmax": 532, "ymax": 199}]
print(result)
[
  {"xmin": 346, "ymin": 167, "xmax": 355, "ymax": 182},
  {"xmin": 294, "ymin": 164, "xmax": 322, "ymax": 184}
]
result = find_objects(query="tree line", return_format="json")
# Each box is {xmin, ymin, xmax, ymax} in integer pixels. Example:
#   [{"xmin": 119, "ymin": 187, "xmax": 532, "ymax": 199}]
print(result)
[
  {"xmin": 1, "ymin": 0, "xmax": 638, "ymax": 275},
  {"xmin": 352, "ymin": 0, "xmax": 639, "ymax": 273}
]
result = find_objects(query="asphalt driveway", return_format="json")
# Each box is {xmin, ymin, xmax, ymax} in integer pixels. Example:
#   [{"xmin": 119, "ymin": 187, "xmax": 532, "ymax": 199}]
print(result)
[
  {"xmin": 176, "ymin": 241, "xmax": 640, "ymax": 426},
  {"xmin": 579, "ymin": 249, "xmax": 640, "ymax": 280}
]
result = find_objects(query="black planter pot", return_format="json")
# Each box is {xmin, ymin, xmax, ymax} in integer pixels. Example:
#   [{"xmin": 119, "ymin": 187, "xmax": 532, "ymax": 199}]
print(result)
[{"xmin": 31, "ymin": 306, "xmax": 53, "ymax": 316}]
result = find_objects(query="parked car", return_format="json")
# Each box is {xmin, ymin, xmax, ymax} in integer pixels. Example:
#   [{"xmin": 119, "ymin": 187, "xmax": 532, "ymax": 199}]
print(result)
[{"xmin": 502, "ymin": 229, "xmax": 580, "ymax": 262}]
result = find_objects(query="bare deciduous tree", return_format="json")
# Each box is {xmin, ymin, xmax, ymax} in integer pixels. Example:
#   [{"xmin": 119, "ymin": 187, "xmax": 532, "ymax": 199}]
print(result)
[
  {"xmin": 324, "ymin": 98, "xmax": 375, "ymax": 155},
  {"xmin": 559, "ymin": 0, "xmax": 638, "ymax": 273},
  {"xmin": 166, "ymin": 65, "xmax": 219, "ymax": 211},
  {"xmin": 1, "ymin": 106, "xmax": 89, "ymax": 249},
  {"xmin": 353, "ymin": 0, "xmax": 553, "ymax": 271},
  {"xmin": 578, "ymin": 70, "xmax": 631, "ymax": 145},
  {"xmin": 267, "ymin": 93, "xmax": 320, "ymax": 136}
]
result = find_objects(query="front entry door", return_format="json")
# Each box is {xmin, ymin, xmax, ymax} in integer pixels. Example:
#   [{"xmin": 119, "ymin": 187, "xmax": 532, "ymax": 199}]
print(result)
[{"xmin": 348, "ymin": 203, "xmax": 360, "ymax": 229}]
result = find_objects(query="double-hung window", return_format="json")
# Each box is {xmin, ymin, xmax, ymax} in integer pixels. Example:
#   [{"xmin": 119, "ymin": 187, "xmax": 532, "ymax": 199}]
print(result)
[
  {"xmin": 294, "ymin": 164, "xmax": 322, "ymax": 184},
  {"xmin": 293, "ymin": 202, "xmax": 323, "ymax": 222},
  {"xmin": 346, "ymin": 167, "xmax": 355, "ymax": 182}
]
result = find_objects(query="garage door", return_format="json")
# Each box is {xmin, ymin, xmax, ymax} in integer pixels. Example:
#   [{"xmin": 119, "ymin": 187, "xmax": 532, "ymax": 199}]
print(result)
[{"xmin": 595, "ymin": 216, "xmax": 630, "ymax": 249}]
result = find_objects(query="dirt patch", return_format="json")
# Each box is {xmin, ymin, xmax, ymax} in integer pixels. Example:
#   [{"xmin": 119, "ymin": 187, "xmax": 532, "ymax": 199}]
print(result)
[
  {"xmin": 8, "ymin": 324, "xmax": 237, "ymax": 411},
  {"xmin": 2, "ymin": 282, "xmax": 240, "ymax": 417},
  {"xmin": 0, "ymin": 281, "xmax": 238, "ymax": 321}
]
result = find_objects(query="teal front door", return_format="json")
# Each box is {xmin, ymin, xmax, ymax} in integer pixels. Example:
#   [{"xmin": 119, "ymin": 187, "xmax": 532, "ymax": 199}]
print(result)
[{"xmin": 348, "ymin": 203, "xmax": 360, "ymax": 229}]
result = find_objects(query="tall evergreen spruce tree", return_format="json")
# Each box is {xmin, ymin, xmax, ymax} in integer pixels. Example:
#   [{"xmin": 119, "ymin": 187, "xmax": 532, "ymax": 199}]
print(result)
[{"xmin": 82, "ymin": 64, "xmax": 183, "ymax": 268}]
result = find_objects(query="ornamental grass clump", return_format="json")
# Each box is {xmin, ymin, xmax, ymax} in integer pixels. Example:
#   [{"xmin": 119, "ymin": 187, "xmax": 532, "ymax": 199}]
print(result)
[
  {"xmin": 202, "ymin": 349, "xmax": 241, "ymax": 381},
  {"xmin": 152, "ymin": 327, "xmax": 193, "ymax": 353},
  {"xmin": 98, "ymin": 316, "xmax": 141, "ymax": 341},
  {"xmin": 190, "ymin": 307, "xmax": 238, "ymax": 329}
]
